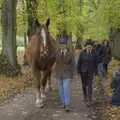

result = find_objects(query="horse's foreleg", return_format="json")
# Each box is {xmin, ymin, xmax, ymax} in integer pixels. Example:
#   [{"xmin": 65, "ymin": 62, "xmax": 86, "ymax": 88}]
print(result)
[
  {"xmin": 41, "ymin": 72, "xmax": 48, "ymax": 99},
  {"xmin": 33, "ymin": 69, "xmax": 43, "ymax": 107}
]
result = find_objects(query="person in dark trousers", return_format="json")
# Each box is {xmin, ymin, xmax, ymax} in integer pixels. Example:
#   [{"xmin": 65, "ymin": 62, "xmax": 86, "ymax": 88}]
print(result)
[
  {"xmin": 102, "ymin": 41, "xmax": 112, "ymax": 74},
  {"xmin": 77, "ymin": 41, "xmax": 98, "ymax": 105}
]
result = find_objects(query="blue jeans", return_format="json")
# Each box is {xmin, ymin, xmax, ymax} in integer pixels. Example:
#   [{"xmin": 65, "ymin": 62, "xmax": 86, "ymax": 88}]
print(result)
[{"xmin": 57, "ymin": 77, "xmax": 71, "ymax": 106}]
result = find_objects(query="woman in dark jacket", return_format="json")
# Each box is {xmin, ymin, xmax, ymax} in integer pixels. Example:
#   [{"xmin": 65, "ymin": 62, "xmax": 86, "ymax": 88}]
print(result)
[{"xmin": 77, "ymin": 41, "xmax": 98, "ymax": 104}]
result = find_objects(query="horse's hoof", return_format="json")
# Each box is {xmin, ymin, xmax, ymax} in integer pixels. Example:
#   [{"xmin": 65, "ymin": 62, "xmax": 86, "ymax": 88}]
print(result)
[
  {"xmin": 36, "ymin": 103, "xmax": 44, "ymax": 108},
  {"xmin": 36, "ymin": 100, "xmax": 44, "ymax": 108},
  {"xmin": 40, "ymin": 104, "xmax": 44, "ymax": 108}
]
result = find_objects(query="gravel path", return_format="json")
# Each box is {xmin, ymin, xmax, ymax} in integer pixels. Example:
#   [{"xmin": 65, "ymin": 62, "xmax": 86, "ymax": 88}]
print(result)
[{"xmin": 0, "ymin": 75, "xmax": 94, "ymax": 120}]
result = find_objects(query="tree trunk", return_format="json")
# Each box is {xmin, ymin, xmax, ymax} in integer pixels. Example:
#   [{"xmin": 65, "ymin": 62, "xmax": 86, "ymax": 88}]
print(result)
[
  {"xmin": 26, "ymin": 0, "xmax": 38, "ymax": 41},
  {"xmin": 56, "ymin": 0, "xmax": 67, "ymax": 34},
  {"xmin": 109, "ymin": 28, "xmax": 120, "ymax": 59},
  {"xmin": 24, "ymin": 32, "xmax": 27, "ymax": 48},
  {"xmin": 22, "ymin": 0, "xmax": 28, "ymax": 48},
  {"xmin": 76, "ymin": 0, "xmax": 84, "ymax": 38},
  {"xmin": 67, "ymin": 33, "xmax": 73, "ymax": 52},
  {"xmin": 0, "ymin": 0, "xmax": 20, "ymax": 76},
  {"xmin": 1, "ymin": 0, "xmax": 17, "ymax": 68}
]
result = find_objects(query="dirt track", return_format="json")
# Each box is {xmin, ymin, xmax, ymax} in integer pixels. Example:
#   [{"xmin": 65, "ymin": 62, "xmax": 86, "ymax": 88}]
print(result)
[{"xmin": 0, "ymin": 74, "xmax": 97, "ymax": 120}]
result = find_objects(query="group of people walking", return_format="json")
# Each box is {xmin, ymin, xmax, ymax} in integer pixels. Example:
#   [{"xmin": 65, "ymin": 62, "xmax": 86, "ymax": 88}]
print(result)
[
  {"xmin": 53, "ymin": 37, "xmax": 112, "ymax": 112},
  {"xmin": 77, "ymin": 40, "xmax": 111, "ymax": 104}
]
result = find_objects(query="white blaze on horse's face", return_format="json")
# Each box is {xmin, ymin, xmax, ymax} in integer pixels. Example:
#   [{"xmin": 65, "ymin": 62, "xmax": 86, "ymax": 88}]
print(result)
[{"xmin": 41, "ymin": 28, "xmax": 47, "ymax": 48}]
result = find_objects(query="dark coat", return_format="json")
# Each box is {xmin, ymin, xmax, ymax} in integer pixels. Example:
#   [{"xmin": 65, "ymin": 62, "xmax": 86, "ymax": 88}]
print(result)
[
  {"xmin": 77, "ymin": 49, "xmax": 98, "ymax": 73},
  {"xmin": 95, "ymin": 44, "xmax": 112, "ymax": 64},
  {"xmin": 95, "ymin": 44, "xmax": 104, "ymax": 64},
  {"xmin": 111, "ymin": 69, "xmax": 120, "ymax": 106},
  {"xmin": 102, "ymin": 45, "xmax": 112, "ymax": 64},
  {"xmin": 55, "ymin": 50, "xmax": 74, "ymax": 79}
]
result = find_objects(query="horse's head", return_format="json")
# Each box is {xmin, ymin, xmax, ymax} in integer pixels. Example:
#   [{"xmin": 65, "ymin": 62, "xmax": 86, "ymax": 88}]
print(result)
[{"xmin": 35, "ymin": 19, "xmax": 50, "ymax": 56}]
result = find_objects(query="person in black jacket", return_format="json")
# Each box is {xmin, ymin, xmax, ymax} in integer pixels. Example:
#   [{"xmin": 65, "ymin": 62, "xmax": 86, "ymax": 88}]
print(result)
[{"xmin": 77, "ymin": 41, "xmax": 98, "ymax": 104}]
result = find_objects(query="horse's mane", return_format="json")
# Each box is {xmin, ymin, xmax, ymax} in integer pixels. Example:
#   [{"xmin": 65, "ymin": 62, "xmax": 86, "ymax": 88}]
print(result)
[{"xmin": 48, "ymin": 35, "xmax": 57, "ymax": 52}]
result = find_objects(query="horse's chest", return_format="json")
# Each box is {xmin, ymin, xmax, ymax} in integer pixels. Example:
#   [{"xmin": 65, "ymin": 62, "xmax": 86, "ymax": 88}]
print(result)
[
  {"xmin": 38, "ymin": 53, "xmax": 54, "ymax": 70},
  {"xmin": 40, "ymin": 55, "xmax": 48, "ymax": 64}
]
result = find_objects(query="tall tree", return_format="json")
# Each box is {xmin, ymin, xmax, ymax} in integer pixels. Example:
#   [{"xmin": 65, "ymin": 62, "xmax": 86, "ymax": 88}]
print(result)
[
  {"xmin": 1, "ymin": 0, "xmax": 18, "ymax": 69},
  {"xmin": 76, "ymin": 0, "xmax": 84, "ymax": 41},
  {"xmin": 26, "ymin": 0, "xmax": 38, "ymax": 41},
  {"xmin": 56, "ymin": 0, "xmax": 67, "ymax": 35}
]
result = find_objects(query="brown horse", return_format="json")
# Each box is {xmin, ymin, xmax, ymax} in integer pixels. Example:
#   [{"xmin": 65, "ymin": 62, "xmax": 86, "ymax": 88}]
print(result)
[{"xmin": 24, "ymin": 19, "xmax": 56, "ymax": 107}]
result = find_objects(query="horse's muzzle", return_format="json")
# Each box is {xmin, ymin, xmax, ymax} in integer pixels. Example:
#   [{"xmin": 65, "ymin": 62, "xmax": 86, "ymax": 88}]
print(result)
[{"xmin": 40, "ymin": 50, "xmax": 49, "ymax": 57}]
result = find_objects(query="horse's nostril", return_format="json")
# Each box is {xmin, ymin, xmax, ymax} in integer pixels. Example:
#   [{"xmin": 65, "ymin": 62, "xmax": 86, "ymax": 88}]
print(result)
[
  {"xmin": 44, "ymin": 51, "xmax": 47, "ymax": 54},
  {"xmin": 40, "ymin": 49, "xmax": 49, "ymax": 57}
]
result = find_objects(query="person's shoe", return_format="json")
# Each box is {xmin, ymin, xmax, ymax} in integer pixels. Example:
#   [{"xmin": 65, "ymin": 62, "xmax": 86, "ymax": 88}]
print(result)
[
  {"xmin": 85, "ymin": 101, "xmax": 91, "ymax": 107},
  {"xmin": 86, "ymin": 99, "xmax": 93, "ymax": 107},
  {"xmin": 83, "ymin": 96, "xmax": 88, "ymax": 103},
  {"xmin": 65, "ymin": 105, "xmax": 70, "ymax": 112},
  {"xmin": 58, "ymin": 104, "xmax": 65, "ymax": 108}
]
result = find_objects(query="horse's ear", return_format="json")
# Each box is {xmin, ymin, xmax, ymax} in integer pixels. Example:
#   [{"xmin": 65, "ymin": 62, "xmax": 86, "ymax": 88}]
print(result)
[
  {"xmin": 46, "ymin": 18, "xmax": 50, "ymax": 28},
  {"xmin": 35, "ymin": 19, "xmax": 40, "ymax": 27}
]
